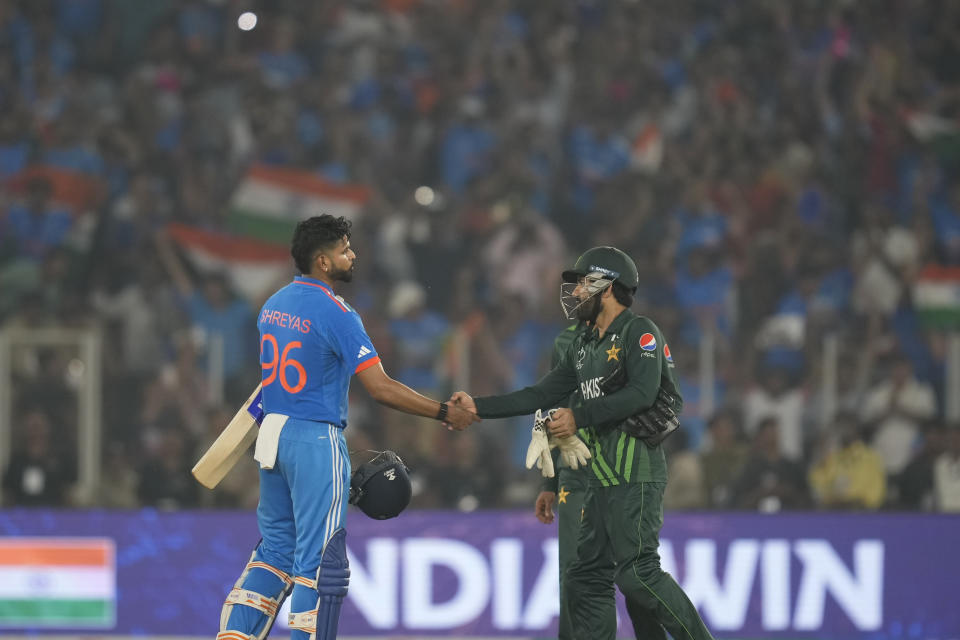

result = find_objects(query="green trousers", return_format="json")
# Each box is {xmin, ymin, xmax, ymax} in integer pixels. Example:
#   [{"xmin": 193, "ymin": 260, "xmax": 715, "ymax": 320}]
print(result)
[
  {"xmin": 567, "ymin": 481, "xmax": 714, "ymax": 640},
  {"xmin": 556, "ymin": 469, "xmax": 667, "ymax": 640}
]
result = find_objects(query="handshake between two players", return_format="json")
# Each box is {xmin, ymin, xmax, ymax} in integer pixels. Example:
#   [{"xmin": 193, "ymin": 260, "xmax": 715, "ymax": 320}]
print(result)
[{"xmin": 447, "ymin": 391, "xmax": 590, "ymax": 478}]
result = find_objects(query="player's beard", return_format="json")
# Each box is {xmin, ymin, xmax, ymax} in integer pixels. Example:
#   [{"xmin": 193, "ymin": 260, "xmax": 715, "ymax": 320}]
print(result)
[
  {"xmin": 330, "ymin": 261, "xmax": 355, "ymax": 283},
  {"xmin": 575, "ymin": 294, "xmax": 602, "ymax": 322}
]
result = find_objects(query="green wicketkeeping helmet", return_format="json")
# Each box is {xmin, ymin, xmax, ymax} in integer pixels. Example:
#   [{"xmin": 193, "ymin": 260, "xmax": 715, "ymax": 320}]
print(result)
[{"xmin": 562, "ymin": 246, "xmax": 639, "ymax": 290}]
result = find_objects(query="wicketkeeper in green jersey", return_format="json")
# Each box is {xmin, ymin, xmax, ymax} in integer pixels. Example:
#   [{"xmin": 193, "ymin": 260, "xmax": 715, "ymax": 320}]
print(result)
[
  {"xmin": 452, "ymin": 246, "xmax": 714, "ymax": 640},
  {"xmin": 533, "ymin": 322, "xmax": 667, "ymax": 640}
]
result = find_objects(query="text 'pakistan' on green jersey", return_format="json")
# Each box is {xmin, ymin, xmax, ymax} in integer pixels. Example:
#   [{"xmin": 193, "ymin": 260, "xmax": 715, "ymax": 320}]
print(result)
[{"xmin": 475, "ymin": 309, "xmax": 682, "ymax": 486}]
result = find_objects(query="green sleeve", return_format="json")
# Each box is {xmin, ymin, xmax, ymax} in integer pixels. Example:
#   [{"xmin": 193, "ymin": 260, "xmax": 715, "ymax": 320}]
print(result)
[
  {"xmin": 669, "ymin": 365, "xmax": 684, "ymax": 415},
  {"xmin": 571, "ymin": 317, "xmax": 663, "ymax": 428},
  {"xmin": 475, "ymin": 360, "xmax": 579, "ymax": 419},
  {"xmin": 547, "ymin": 323, "xmax": 580, "ymax": 411},
  {"xmin": 549, "ymin": 325, "xmax": 577, "ymax": 370}
]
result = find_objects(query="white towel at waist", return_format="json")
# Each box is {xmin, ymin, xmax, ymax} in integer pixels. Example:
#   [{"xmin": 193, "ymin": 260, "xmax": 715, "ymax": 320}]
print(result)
[{"xmin": 254, "ymin": 413, "xmax": 289, "ymax": 469}]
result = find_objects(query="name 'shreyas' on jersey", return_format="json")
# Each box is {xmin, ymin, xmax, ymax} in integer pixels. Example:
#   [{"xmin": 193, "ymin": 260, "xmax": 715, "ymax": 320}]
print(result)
[{"xmin": 257, "ymin": 275, "xmax": 380, "ymax": 428}]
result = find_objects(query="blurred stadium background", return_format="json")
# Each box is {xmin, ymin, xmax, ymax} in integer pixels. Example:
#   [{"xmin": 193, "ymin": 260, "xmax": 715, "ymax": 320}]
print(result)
[{"xmin": 1, "ymin": 0, "xmax": 960, "ymax": 638}]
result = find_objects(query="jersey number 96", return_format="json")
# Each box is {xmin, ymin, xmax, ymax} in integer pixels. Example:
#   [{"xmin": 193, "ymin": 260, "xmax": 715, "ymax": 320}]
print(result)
[{"xmin": 261, "ymin": 333, "xmax": 307, "ymax": 394}]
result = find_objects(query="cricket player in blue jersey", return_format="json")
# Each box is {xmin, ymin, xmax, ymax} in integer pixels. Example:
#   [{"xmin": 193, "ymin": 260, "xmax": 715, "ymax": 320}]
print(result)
[{"xmin": 218, "ymin": 215, "xmax": 479, "ymax": 640}]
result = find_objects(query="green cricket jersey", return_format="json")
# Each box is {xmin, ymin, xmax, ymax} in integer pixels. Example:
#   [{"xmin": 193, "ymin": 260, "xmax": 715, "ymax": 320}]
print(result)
[{"xmin": 475, "ymin": 309, "xmax": 682, "ymax": 486}]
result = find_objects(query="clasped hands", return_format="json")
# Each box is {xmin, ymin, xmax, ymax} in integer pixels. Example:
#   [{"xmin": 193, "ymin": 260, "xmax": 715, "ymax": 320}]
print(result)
[
  {"xmin": 447, "ymin": 392, "xmax": 578, "ymax": 437},
  {"xmin": 448, "ymin": 392, "xmax": 589, "ymax": 477},
  {"xmin": 442, "ymin": 398, "xmax": 481, "ymax": 431}
]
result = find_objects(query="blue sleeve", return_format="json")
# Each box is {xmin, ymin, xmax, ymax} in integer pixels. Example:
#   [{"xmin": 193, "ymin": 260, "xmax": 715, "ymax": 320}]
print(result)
[{"xmin": 329, "ymin": 312, "xmax": 380, "ymax": 375}]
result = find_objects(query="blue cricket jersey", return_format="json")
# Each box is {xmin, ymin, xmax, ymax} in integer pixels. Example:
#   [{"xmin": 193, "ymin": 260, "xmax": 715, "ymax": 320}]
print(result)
[{"xmin": 257, "ymin": 275, "xmax": 379, "ymax": 427}]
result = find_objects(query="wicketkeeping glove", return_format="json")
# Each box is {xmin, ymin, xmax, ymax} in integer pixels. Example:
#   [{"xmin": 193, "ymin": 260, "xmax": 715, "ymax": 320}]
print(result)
[
  {"xmin": 620, "ymin": 390, "xmax": 681, "ymax": 448},
  {"xmin": 525, "ymin": 409, "xmax": 555, "ymax": 478},
  {"xmin": 552, "ymin": 434, "xmax": 592, "ymax": 470}
]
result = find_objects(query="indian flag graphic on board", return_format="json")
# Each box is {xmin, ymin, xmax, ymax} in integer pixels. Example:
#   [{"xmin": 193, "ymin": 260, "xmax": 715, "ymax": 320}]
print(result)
[{"xmin": 0, "ymin": 538, "xmax": 115, "ymax": 628}]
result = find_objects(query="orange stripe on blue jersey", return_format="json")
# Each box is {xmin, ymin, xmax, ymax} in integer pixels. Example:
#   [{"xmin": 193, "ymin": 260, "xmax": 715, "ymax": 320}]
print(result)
[
  {"xmin": 295, "ymin": 279, "xmax": 349, "ymax": 312},
  {"xmin": 355, "ymin": 355, "xmax": 380, "ymax": 374}
]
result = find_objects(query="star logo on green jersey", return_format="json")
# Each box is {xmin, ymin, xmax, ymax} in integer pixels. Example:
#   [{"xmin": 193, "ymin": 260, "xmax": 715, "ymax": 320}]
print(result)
[{"xmin": 605, "ymin": 344, "xmax": 621, "ymax": 361}]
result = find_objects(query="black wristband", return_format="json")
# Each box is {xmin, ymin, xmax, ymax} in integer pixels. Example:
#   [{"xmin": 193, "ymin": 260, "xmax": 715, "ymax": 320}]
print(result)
[{"xmin": 436, "ymin": 401, "xmax": 449, "ymax": 421}]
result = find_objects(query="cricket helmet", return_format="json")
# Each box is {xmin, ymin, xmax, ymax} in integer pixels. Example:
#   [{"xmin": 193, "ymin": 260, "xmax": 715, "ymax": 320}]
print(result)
[
  {"xmin": 560, "ymin": 246, "xmax": 639, "ymax": 320},
  {"xmin": 349, "ymin": 450, "xmax": 412, "ymax": 520},
  {"xmin": 562, "ymin": 246, "xmax": 639, "ymax": 289}
]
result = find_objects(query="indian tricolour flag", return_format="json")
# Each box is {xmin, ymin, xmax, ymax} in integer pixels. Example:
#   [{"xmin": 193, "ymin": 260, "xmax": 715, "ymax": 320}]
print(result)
[
  {"xmin": 229, "ymin": 165, "xmax": 370, "ymax": 245},
  {"xmin": 0, "ymin": 538, "xmax": 115, "ymax": 628},
  {"xmin": 167, "ymin": 223, "xmax": 292, "ymax": 302},
  {"xmin": 914, "ymin": 264, "xmax": 960, "ymax": 329}
]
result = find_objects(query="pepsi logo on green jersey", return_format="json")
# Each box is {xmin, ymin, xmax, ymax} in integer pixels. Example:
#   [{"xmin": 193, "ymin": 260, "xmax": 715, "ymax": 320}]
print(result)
[{"xmin": 639, "ymin": 333, "xmax": 657, "ymax": 351}]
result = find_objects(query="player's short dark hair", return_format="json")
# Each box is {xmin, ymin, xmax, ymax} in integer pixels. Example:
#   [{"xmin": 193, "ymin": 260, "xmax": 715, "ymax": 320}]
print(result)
[
  {"xmin": 291, "ymin": 215, "xmax": 353, "ymax": 274},
  {"xmin": 612, "ymin": 281, "xmax": 634, "ymax": 307}
]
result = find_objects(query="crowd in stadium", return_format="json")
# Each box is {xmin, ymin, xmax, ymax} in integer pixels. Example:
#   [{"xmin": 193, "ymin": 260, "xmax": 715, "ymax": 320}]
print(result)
[{"xmin": 1, "ymin": 0, "xmax": 960, "ymax": 513}]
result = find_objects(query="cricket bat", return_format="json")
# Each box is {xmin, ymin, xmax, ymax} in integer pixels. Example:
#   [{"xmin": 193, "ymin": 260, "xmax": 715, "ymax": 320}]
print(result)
[{"xmin": 192, "ymin": 384, "xmax": 264, "ymax": 489}]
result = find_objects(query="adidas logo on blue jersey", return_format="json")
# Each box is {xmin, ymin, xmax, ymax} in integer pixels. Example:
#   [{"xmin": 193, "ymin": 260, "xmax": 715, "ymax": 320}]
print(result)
[{"xmin": 357, "ymin": 345, "xmax": 372, "ymax": 359}]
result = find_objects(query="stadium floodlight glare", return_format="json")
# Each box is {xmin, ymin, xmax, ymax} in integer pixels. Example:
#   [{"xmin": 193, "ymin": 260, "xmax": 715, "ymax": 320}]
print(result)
[
  {"xmin": 414, "ymin": 186, "xmax": 435, "ymax": 206},
  {"xmin": 237, "ymin": 12, "xmax": 258, "ymax": 31}
]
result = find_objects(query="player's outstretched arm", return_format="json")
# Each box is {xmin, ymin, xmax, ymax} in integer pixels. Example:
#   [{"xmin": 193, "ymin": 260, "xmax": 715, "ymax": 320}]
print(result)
[
  {"xmin": 357, "ymin": 361, "xmax": 479, "ymax": 430},
  {"xmin": 453, "ymin": 362, "xmax": 578, "ymax": 420}
]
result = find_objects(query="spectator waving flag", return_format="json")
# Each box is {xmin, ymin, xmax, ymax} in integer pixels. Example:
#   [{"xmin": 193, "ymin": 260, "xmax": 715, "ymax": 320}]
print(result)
[
  {"xmin": 166, "ymin": 223, "xmax": 291, "ymax": 302},
  {"xmin": 913, "ymin": 264, "xmax": 960, "ymax": 329},
  {"xmin": 227, "ymin": 165, "xmax": 370, "ymax": 245}
]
